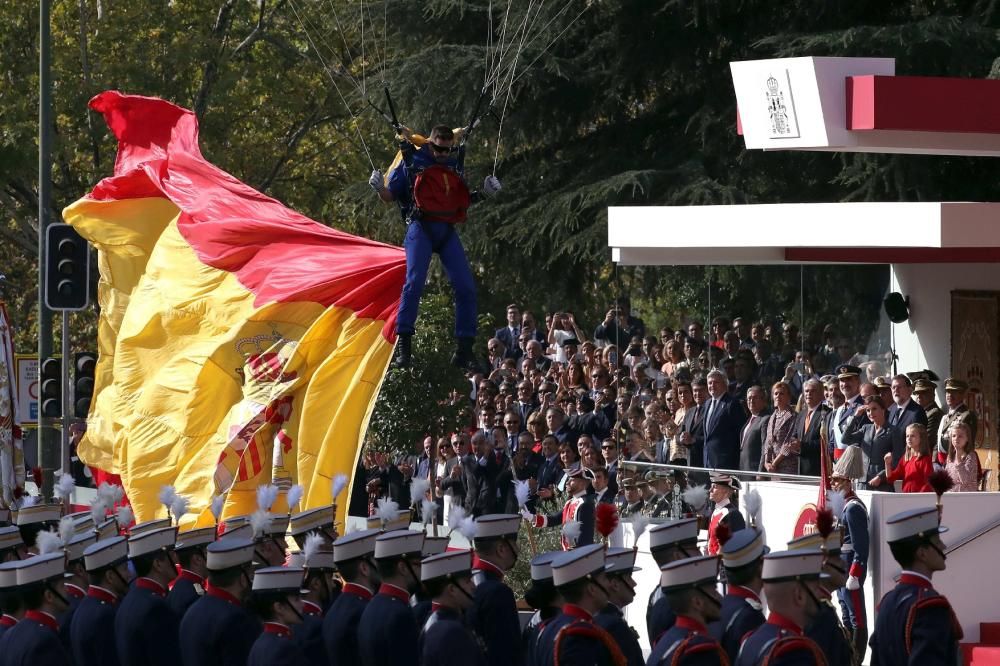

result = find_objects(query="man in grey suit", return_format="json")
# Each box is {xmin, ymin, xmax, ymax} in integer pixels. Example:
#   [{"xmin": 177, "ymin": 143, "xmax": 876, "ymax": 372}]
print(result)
[{"xmin": 740, "ymin": 386, "xmax": 770, "ymax": 472}]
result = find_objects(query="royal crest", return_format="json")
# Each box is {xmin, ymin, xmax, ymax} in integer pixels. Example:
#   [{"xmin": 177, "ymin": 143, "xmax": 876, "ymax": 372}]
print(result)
[{"xmin": 764, "ymin": 71, "xmax": 800, "ymax": 139}]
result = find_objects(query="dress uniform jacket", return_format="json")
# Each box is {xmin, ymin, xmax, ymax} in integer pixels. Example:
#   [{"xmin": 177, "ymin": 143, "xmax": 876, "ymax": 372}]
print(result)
[
  {"xmin": 71, "ymin": 586, "xmax": 121, "ymax": 666},
  {"xmin": 293, "ymin": 600, "xmax": 326, "ymax": 665},
  {"xmin": 115, "ymin": 577, "xmax": 181, "ymax": 666},
  {"xmin": 322, "ymin": 582, "xmax": 372, "ymax": 666},
  {"xmin": 594, "ymin": 603, "xmax": 643, "ymax": 666},
  {"xmin": 357, "ymin": 583, "xmax": 419, "ymax": 666},
  {"xmin": 707, "ymin": 501, "xmax": 746, "ymax": 556},
  {"xmin": 647, "ymin": 615, "xmax": 730, "ymax": 666},
  {"xmin": 711, "ymin": 585, "xmax": 764, "ymax": 663},
  {"xmin": 537, "ymin": 492, "xmax": 595, "ymax": 550},
  {"xmin": 467, "ymin": 558, "xmax": 522, "ymax": 666},
  {"xmin": 937, "ymin": 404, "xmax": 977, "ymax": 460},
  {"xmin": 166, "ymin": 570, "xmax": 204, "ymax": 617},
  {"xmin": 838, "ymin": 493, "xmax": 869, "ymax": 633},
  {"xmin": 870, "ymin": 572, "xmax": 961, "ymax": 666},
  {"xmin": 533, "ymin": 604, "xmax": 625, "ymax": 666},
  {"xmin": 521, "ymin": 607, "xmax": 558, "ymax": 666},
  {"xmin": 179, "ymin": 584, "xmax": 261, "ymax": 666},
  {"xmin": 0, "ymin": 614, "xmax": 15, "ymax": 641},
  {"xmin": 735, "ymin": 612, "xmax": 826, "ymax": 666},
  {"xmin": 806, "ymin": 599, "xmax": 852, "ymax": 666},
  {"xmin": 247, "ymin": 621, "xmax": 307, "ymax": 666},
  {"xmin": 419, "ymin": 605, "xmax": 486, "ymax": 666},
  {"xmin": 0, "ymin": 610, "xmax": 72, "ymax": 666},
  {"xmin": 57, "ymin": 583, "xmax": 85, "ymax": 649},
  {"xmin": 646, "ymin": 586, "xmax": 676, "ymax": 650}
]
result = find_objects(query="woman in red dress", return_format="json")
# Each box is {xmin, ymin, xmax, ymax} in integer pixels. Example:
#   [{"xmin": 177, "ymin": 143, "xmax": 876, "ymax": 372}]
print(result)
[{"xmin": 874, "ymin": 423, "xmax": 933, "ymax": 492}]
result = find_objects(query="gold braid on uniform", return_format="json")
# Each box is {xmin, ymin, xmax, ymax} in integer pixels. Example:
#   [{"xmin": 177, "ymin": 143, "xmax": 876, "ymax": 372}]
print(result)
[
  {"xmin": 761, "ymin": 636, "xmax": 828, "ymax": 666},
  {"xmin": 905, "ymin": 592, "xmax": 963, "ymax": 656},
  {"xmin": 668, "ymin": 635, "xmax": 731, "ymax": 666},
  {"xmin": 553, "ymin": 621, "xmax": 627, "ymax": 666}
]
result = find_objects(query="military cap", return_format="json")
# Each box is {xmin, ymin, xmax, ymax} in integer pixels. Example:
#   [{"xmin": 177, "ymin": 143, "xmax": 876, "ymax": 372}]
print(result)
[
  {"xmin": 15, "ymin": 504, "xmax": 61, "ymax": 527},
  {"xmin": 709, "ymin": 473, "xmax": 741, "ymax": 491},
  {"xmin": 722, "ymin": 528, "xmax": 768, "ymax": 569},
  {"xmin": 206, "ymin": 537, "xmax": 255, "ymax": 570},
  {"xmin": 176, "ymin": 527, "xmax": 215, "ymax": 551},
  {"xmin": 474, "ymin": 514, "xmax": 520, "ymax": 541},
  {"xmin": 659, "ymin": 555, "xmax": 719, "ymax": 592},
  {"xmin": 835, "ymin": 364, "xmax": 861, "ymax": 380},
  {"xmin": 0, "ymin": 526, "xmax": 24, "ymax": 552},
  {"xmin": 787, "ymin": 531, "xmax": 841, "ymax": 555},
  {"xmin": 333, "ymin": 528, "xmax": 379, "ymax": 563},
  {"xmin": 648, "ymin": 518, "xmax": 699, "ymax": 553},
  {"xmin": 421, "ymin": 549, "xmax": 472, "ymax": 582},
  {"xmin": 912, "ymin": 378, "xmax": 937, "ymax": 394},
  {"xmin": 885, "ymin": 507, "xmax": 947, "ymax": 543},
  {"xmin": 66, "ymin": 532, "xmax": 97, "ymax": 562},
  {"xmin": 130, "ymin": 518, "xmax": 171, "ymax": 536},
  {"xmin": 551, "ymin": 544, "xmax": 605, "ymax": 587},
  {"xmin": 0, "ymin": 560, "xmax": 20, "ymax": 589},
  {"xmin": 128, "ymin": 526, "xmax": 177, "ymax": 559},
  {"xmin": 422, "ymin": 535, "xmax": 449, "ymax": 556},
  {"xmin": 604, "ymin": 547, "xmax": 640, "ymax": 575},
  {"xmin": 872, "ymin": 376, "xmax": 890, "ymax": 389},
  {"xmin": 374, "ymin": 530, "xmax": 424, "ymax": 559},
  {"xmin": 530, "ymin": 551, "xmax": 561, "ymax": 582},
  {"xmin": 289, "ymin": 506, "xmax": 334, "ymax": 537},
  {"xmin": 252, "ymin": 565, "xmax": 304, "ymax": 593},
  {"xmin": 83, "ymin": 536, "xmax": 128, "ymax": 572},
  {"xmin": 945, "ymin": 378, "xmax": 969, "ymax": 392},
  {"xmin": 762, "ymin": 549, "xmax": 829, "ymax": 582},
  {"xmin": 16, "ymin": 553, "xmax": 70, "ymax": 586}
]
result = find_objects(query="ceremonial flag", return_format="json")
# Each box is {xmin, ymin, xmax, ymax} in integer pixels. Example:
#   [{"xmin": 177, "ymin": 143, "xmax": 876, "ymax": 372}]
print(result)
[
  {"xmin": 63, "ymin": 91, "xmax": 405, "ymax": 527},
  {"xmin": 0, "ymin": 302, "xmax": 25, "ymax": 509}
]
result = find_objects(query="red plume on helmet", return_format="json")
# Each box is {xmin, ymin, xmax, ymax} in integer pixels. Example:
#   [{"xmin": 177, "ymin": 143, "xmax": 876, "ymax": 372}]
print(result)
[
  {"xmin": 928, "ymin": 469, "xmax": 954, "ymax": 499},
  {"xmin": 595, "ymin": 503, "xmax": 620, "ymax": 539}
]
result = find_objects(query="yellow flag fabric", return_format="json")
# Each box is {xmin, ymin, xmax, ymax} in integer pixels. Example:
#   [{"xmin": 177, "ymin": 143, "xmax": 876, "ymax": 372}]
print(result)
[{"xmin": 63, "ymin": 91, "xmax": 405, "ymax": 527}]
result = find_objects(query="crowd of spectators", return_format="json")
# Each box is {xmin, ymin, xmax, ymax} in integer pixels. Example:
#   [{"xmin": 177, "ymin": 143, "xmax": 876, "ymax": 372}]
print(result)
[{"xmin": 360, "ymin": 298, "xmax": 988, "ymax": 519}]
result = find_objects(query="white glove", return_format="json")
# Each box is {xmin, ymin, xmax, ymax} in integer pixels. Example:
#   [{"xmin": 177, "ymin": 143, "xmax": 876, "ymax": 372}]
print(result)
[
  {"xmin": 482, "ymin": 175, "xmax": 502, "ymax": 197},
  {"xmin": 520, "ymin": 508, "xmax": 535, "ymax": 523},
  {"xmin": 368, "ymin": 169, "xmax": 384, "ymax": 192},
  {"xmin": 846, "ymin": 575, "xmax": 860, "ymax": 591}
]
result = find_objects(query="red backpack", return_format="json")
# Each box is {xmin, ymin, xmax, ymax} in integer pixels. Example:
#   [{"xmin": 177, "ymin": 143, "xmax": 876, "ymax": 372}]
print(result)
[{"xmin": 412, "ymin": 164, "xmax": 471, "ymax": 224}]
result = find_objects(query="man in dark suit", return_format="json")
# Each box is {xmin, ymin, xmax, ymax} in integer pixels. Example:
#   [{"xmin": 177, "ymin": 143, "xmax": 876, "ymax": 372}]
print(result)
[
  {"xmin": 569, "ymin": 395, "xmax": 610, "ymax": 441},
  {"xmin": 494, "ymin": 303, "xmax": 521, "ymax": 359},
  {"xmin": 703, "ymin": 370, "xmax": 745, "ymax": 470},
  {"xmin": 793, "ymin": 378, "xmax": 833, "ymax": 476},
  {"xmin": 534, "ymin": 435, "xmax": 564, "ymax": 503},
  {"xmin": 740, "ymin": 386, "xmax": 770, "ymax": 472},
  {"xmin": 887, "ymin": 374, "xmax": 928, "ymax": 431},
  {"xmin": 677, "ymin": 380, "xmax": 707, "ymax": 475},
  {"xmin": 463, "ymin": 432, "xmax": 498, "ymax": 517}
]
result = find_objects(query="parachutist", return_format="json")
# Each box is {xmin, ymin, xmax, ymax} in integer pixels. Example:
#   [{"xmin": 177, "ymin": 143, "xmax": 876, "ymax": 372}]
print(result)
[{"xmin": 371, "ymin": 124, "xmax": 502, "ymax": 370}]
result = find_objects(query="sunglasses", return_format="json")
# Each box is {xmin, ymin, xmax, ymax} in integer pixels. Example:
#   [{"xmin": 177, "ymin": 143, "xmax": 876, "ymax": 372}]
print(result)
[{"xmin": 428, "ymin": 142, "xmax": 455, "ymax": 154}]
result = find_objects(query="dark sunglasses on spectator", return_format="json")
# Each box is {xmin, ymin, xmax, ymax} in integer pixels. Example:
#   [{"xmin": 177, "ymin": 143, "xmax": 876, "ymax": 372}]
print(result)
[
  {"xmin": 601, "ymin": 444, "xmax": 614, "ymax": 449},
  {"xmin": 429, "ymin": 142, "xmax": 455, "ymax": 154}
]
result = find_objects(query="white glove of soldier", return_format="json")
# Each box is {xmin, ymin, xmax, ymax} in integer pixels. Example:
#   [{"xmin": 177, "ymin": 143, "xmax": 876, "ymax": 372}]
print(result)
[
  {"xmin": 846, "ymin": 576, "xmax": 860, "ymax": 590},
  {"xmin": 368, "ymin": 169, "xmax": 384, "ymax": 192},
  {"xmin": 519, "ymin": 508, "xmax": 535, "ymax": 523},
  {"xmin": 482, "ymin": 175, "xmax": 502, "ymax": 197}
]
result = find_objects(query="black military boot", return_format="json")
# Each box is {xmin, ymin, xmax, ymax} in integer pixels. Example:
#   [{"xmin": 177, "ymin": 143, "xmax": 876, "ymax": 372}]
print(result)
[
  {"xmin": 394, "ymin": 334, "xmax": 413, "ymax": 368},
  {"xmin": 450, "ymin": 337, "xmax": 475, "ymax": 369}
]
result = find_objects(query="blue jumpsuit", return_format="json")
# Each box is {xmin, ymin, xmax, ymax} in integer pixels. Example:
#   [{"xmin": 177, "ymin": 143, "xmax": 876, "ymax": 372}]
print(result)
[
  {"xmin": 386, "ymin": 144, "xmax": 477, "ymax": 339},
  {"xmin": 710, "ymin": 585, "xmax": 765, "ymax": 663},
  {"xmin": 869, "ymin": 573, "xmax": 961, "ymax": 666},
  {"xmin": 322, "ymin": 583, "xmax": 372, "ymax": 666},
  {"xmin": 70, "ymin": 587, "xmax": 121, "ymax": 666},
  {"xmin": 647, "ymin": 615, "xmax": 729, "ymax": 666},
  {"xmin": 114, "ymin": 578, "xmax": 181, "ymax": 666}
]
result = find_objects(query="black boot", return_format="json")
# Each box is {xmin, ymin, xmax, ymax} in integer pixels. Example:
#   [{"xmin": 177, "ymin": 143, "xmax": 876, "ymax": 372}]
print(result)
[
  {"xmin": 852, "ymin": 626, "xmax": 868, "ymax": 664},
  {"xmin": 450, "ymin": 337, "xmax": 475, "ymax": 369},
  {"xmin": 394, "ymin": 334, "xmax": 413, "ymax": 368}
]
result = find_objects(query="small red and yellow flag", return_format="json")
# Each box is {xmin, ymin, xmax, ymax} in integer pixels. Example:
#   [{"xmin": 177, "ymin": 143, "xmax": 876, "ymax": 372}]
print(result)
[{"xmin": 63, "ymin": 91, "xmax": 405, "ymax": 527}]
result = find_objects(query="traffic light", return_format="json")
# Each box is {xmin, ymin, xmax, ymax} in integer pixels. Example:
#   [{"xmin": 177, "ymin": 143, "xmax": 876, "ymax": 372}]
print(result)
[
  {"xmin": 40, "ymin": 357, "xmax": 62, "ymax": 419},
  {"xmin": 44, "ymin": 223, "xmax": 90, "ymax": 311},
  {"xmin": 73, "ymin": 351, "xmax": 97, "ymax": 418}
]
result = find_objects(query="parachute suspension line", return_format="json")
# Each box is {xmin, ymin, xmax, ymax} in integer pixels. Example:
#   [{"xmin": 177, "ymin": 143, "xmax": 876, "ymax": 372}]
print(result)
[
  {"xmin": 509, "ymin": 2, "xmax": 591, "ymax": 88},
  {"xmin": 490, "ymin": 0, "xmax": 537, "ymax": 174},
  {"xmin": 485, "ymin": 0, "xmax": 547, "ymax": 102},
  {"xmin": 360, "ymin": 0, "xmax": 366, "ymax": 96},
  {"xmin": 488, "ymin": 0, "xmax": 575, "ymax": 94},
  {"xmin": 319, "ymin": 0, "xmax": 364, "ymax": 92},
  {"xmin": 483, "ymin": 0, "xmax": 494, "ymax": 91},
  {"xmin": 488, "ymin": 0, "xmax": 515, "ymax": 99},
  {"xmin": 288, "ymin": 0, "xmax": 376, "ymax": 171}
]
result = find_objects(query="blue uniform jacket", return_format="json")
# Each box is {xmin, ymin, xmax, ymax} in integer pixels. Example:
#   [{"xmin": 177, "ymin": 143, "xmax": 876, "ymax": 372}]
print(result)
[
  {"xmin": 166, "ymin": 572, "xmax": 203, "ymax": 617},
  {"xmin": 247, "ymin": 623, "xmax": 308, "ymax": 666},
  {"xmin": 646, "ymin": 616, "xmax": 729, "ymax": 666},
  {"xmin": 292, "ymin": 602, "xmax": 325, "ymax": 665},
  {"xmin": 114, "ymin": 578, "xmax": 181, "ymax": 666},
  {"xmin": 57, "ymin": 586, "xmax": 84, "ymax": 651},
  {"xmin": 468, "ymin": 563, "xmax": 522, "ymax": 666},
  {"xmin": 710, "ymin": 587, "xmax": 765, "ymax": 663},
  {"xmin": 521, "ymin": 608, "xmax": 559, "ymax": 666},
  {"xmin": 387, "ymin": 144, "xmax": 464, "ymax": 222},
  {"xmin": 533, "ymin": 605, "xmax": 623, "ymax": 666},
  {"xmin": 646, "ymin": 585, "xmax": 677, "ymax": 650},
  {"xmin": 357, "ymin": 584, "xmax": 419, "ymax": 666},
  {"xmin": 870, "ymin": 574, "xmax": 961, "ymax": 666},
  {"xmin": 71, "ymin": 589, "xmax": 121, "ymax": 666},
  {"xmin": 594, "ymin": 603, "xmax": 644, "ymax": 666},
  {"xmin": 736, "ymin": 614, "xmax": 825, "ymax": 666},
  {"xmin": 322, "ymin": 583, "xmax": 372, "ymax": 666},
  {"xmin": 0, "ymin": 611, "xmax": 72, "ymax": 666},
  {"xmin": 179, "ymin": 587, "xmax": 261, "ymax": 666},
  {"xmin": 418, "ymin": 606, "xmax": 486, "ymax": 666},
  {"xmin": 840, "ymin": 496, "xmax": 869, "ymax": 572},
  {"xmin": 806, "ymin": 600, "xmax": 852, "ymax": 666}
]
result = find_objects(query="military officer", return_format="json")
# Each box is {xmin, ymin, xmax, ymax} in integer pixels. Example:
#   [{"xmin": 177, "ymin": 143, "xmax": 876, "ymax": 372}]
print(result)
[
  {"xmin": 0, "ymin": 553, "xmax": 72, "ymax": 665},
  {"xmin": 357, "ymin": 529, "xmax": 425, "ymax": 666},
  {"xmin": 617, "ymin": 478, "xmax": 645, "ymax": 518},
  {"xmin": 911, "ymin": 378, "xmax": 942, "ymax": 452},
  {"xmin": 412, "ymin": 535, "xmax": 450, "ymax": 631},
  {"xmin": 735, "ymin": 549, "xmax": 827, "ymax": 665},
  {"xmin": 645, "ymin": 555, "xmax": 728, "ymax": 665},
  {"xmin": 831, "ymin": 365, "xmax": 865, "ymax": 461},
  {"xmin": 115, "ymin": 526, "xmax": 181, "ymax": 666},
  {"xmin": 322, "ymin": 528, "xmax": 380, "ymax": 666},
  {"xmin": 71, "ymin": 536, "xmax": 130, "ymax": 666},
  {"xmin": 524, "ymin": 468, "xmax": 595, "ymax": 550},
  {"xmin": 179, "ymin": 536, "xmax": 261, "ymax": 666},
  {"xmin": 707, "ymin": 474, "xmax": 745, "ymax": 556},
  {"xmin": 246, "ymin": 566, "xmax": 308, "ymax": 666},
  {"xmin": 0, "ymin": 560, "xmax": 21, "ymax": 638},
  {"xmin": 937, "ymin": 378, "xmax": 978, "ymax": 464},
  {"xmin": 167, "ymin": 526, "xmax": 213, "ymax": 616},
  {"xmin": 787, "ymin": 532, "xmax": 852, "ymax": 666},
  {"xmin": 869, "ymin": 506, "xmax": 961, "ymax": 665},
  {"xmin": 522, "ymin": 551, "xmax": 562, "ymax": 666},
  {"xmin": 56, "ymin": 530, "xmax": 95, "ymax": 646},
  {"xmin": 829, "ymin": 445, "xmax": 870, "ymax": 659},
  {"xmin": 418, "ymin": 549, "xmax": 486, "ymax": 666},
  {"xmin": 712, "ymin": 528, "xmax": 767, "ymax": 663},
  {"xmin": 646, "ymin": 517, "xmax": 701, "ymax": 649},
  {"xmin": 594, "ymin": 547, "xmax": 644, "ymax": 666},
  {"xmin": 467, "ymin": 514, "xmax": 523, "ymax": 666},
  {"xmin": 534, "ymin": 543, "xmax": 626, "ymax": 666}
]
